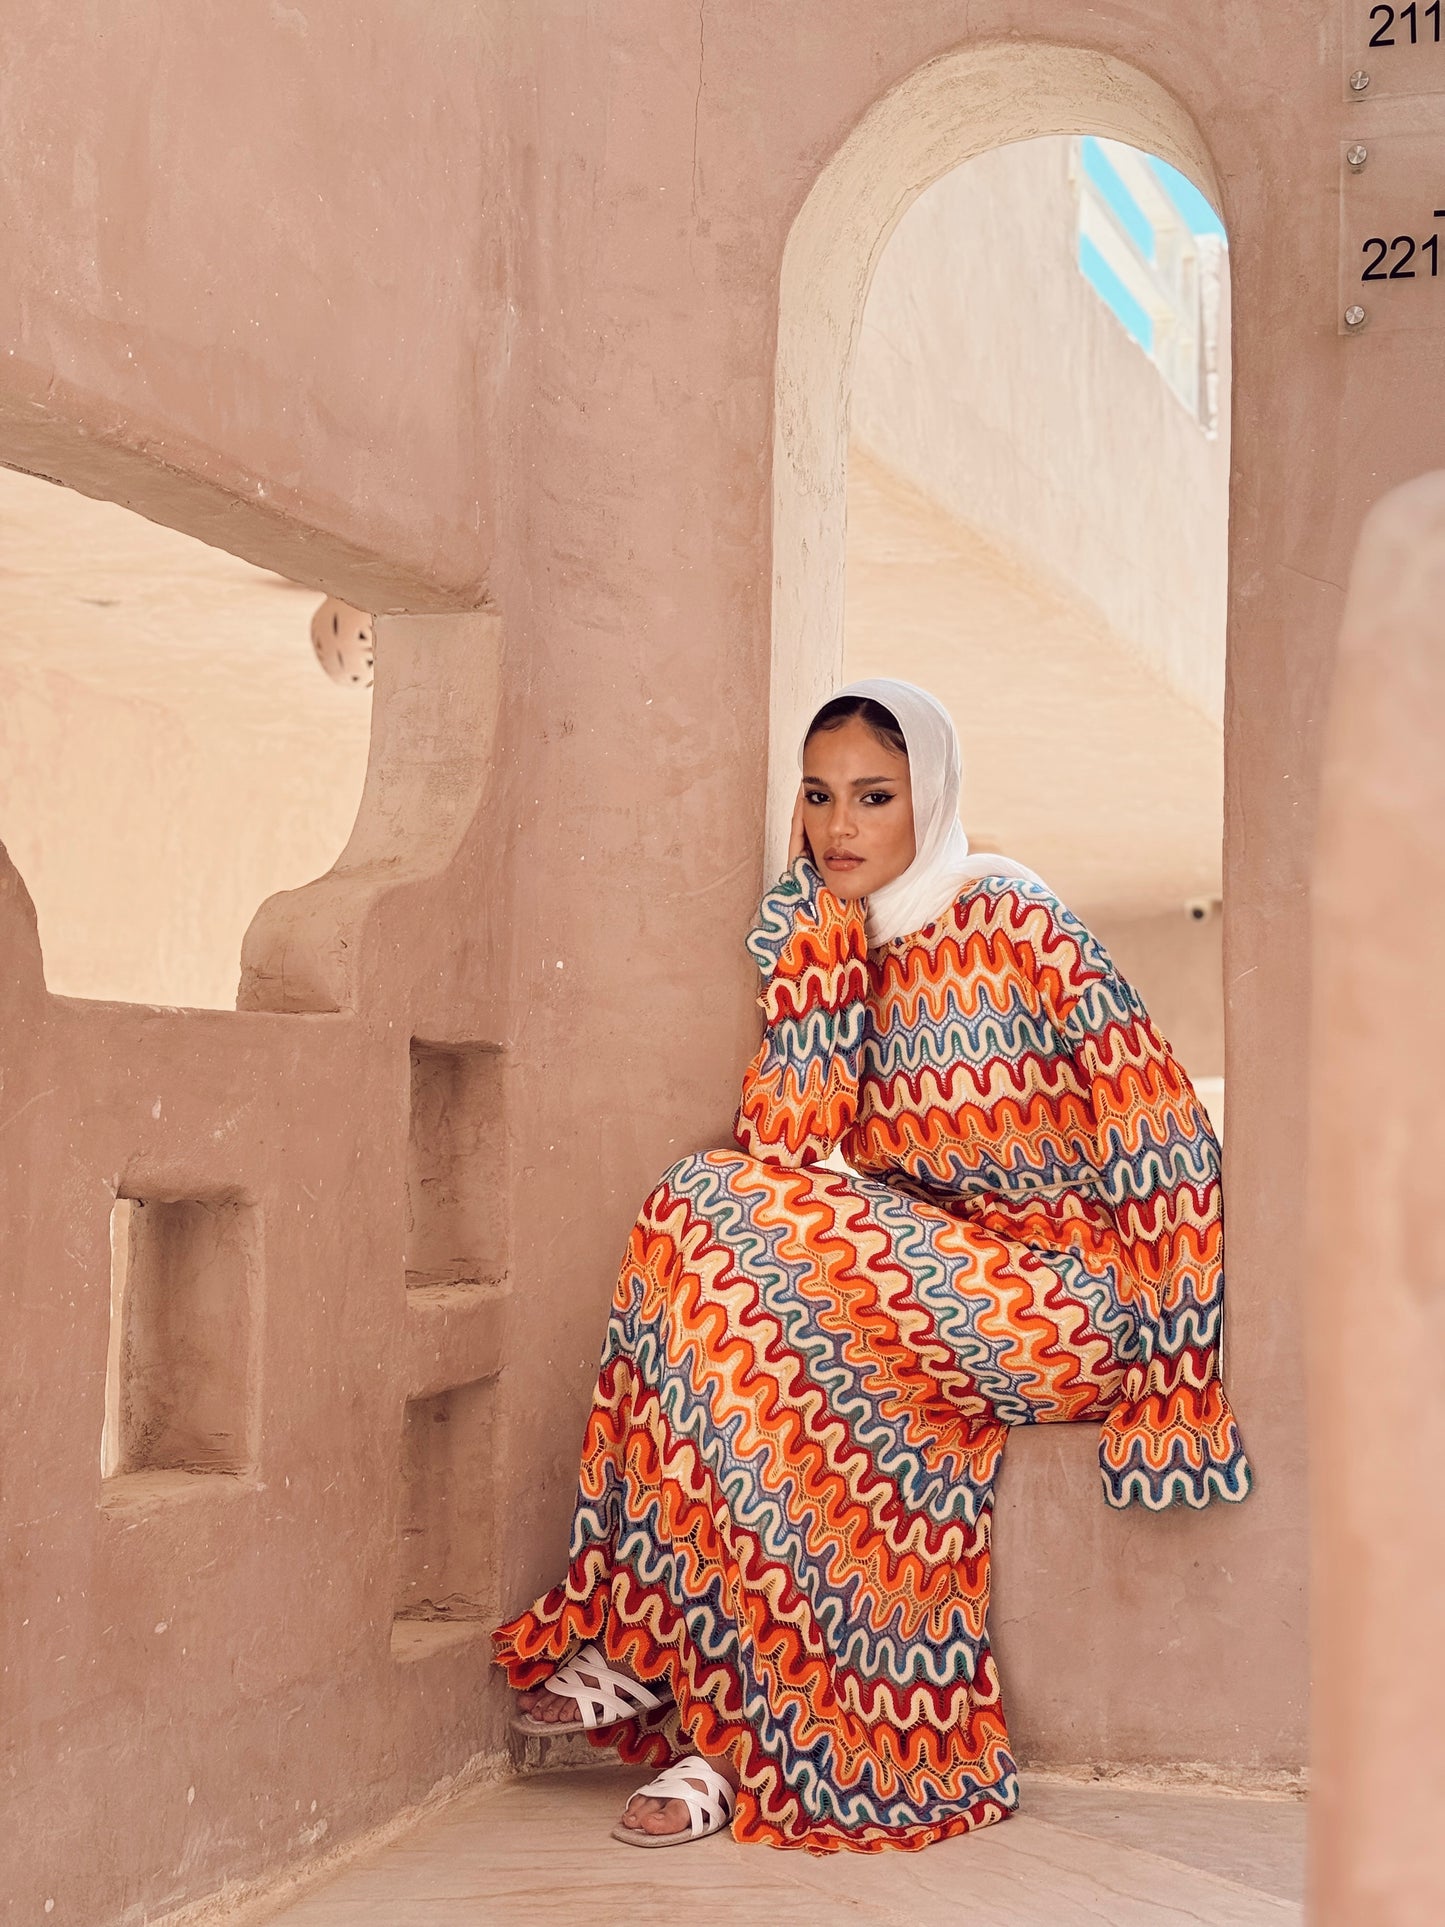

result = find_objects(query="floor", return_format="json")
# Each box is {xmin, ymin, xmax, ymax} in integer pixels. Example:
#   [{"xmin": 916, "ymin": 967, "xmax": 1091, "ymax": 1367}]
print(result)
[{"xmin": 258, "ymin": 1764, "xmax": 1306, "ymax": 1927}]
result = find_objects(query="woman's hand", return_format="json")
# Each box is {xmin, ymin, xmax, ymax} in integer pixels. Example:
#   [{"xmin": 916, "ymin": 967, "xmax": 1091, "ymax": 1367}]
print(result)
[{"xmin": 788, "ymin": 784, "xmax": 812, "ymax": 867}]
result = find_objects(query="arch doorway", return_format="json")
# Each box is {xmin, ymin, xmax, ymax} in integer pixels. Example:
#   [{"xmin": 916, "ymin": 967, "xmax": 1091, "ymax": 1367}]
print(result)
[{"xmin": 768, "ymin": 41, "xmax": 1264, "ymax": 1775}]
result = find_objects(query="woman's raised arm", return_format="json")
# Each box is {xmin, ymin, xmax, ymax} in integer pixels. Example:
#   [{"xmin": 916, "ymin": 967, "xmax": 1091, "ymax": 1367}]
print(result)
[{"xmin": 733, "ymin": 854, "xmax": 868, "ymax": 1167}]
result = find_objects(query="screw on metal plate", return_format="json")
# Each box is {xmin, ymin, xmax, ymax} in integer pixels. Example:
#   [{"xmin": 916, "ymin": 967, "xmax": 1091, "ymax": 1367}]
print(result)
[
  {"xmin": 1346, "ymin": 143, "xmax": 1368, "ymax": 171},
  {"xmin": 1344, "ymin": 304, "xmax": 1368, "ymax": 329},
  {"xmin": 1349, "ymin": 68, "xmax": 1371, "ymax": 92}
]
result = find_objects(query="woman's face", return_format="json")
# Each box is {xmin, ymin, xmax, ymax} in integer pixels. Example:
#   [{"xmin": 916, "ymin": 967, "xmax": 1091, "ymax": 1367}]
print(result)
[{"xmin": 801, "ymin": 715, "xmax": 916, "ymax": 901}]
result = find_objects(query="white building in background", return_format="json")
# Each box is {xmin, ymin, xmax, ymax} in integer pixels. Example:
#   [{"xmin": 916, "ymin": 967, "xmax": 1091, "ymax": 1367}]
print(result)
[{"xmin": 1078, "ymin": 137, "xmax": 1226, "ymax": 430}]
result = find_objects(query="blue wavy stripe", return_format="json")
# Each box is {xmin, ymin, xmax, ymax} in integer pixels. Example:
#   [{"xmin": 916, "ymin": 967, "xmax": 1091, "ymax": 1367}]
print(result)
[
  {"xmin": 1101, "ymin": 1442, "xmax": 1254, "ymax": 1511},
  {"xmin": 864, "ymin": 1004, "xmax": 1066, "ymax": 1075},
  {"xmin": 745, "ymin": 858, "xmax": 825, "ymax": 976}
]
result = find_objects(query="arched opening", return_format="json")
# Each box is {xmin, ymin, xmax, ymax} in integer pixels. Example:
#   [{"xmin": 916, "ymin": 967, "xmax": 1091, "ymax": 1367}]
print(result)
[
  {"xmin": 770, "ymin": 41, "xmax": 1225, "ymax": 854},
  {"xmin": 842, "ymin": 130, "xmax": 1228, "ymax": 1125},
  {"xmin": 0, "ymin": 466, "xmax": 373, "ymax": 1008},
  {"xmin": 770, "ymin": 41, "xmax": 1240, "ymax": 1768}
]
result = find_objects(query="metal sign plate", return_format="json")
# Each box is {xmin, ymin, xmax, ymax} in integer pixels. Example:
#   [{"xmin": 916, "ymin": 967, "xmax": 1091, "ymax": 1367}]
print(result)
[
  {"xmin": 1339, "ymin": 134, "xmax": 1445, "ymax": 332},
  {"xmin": 1342, "ymin": 0, "xmax": 1445, "ymax": 101}
]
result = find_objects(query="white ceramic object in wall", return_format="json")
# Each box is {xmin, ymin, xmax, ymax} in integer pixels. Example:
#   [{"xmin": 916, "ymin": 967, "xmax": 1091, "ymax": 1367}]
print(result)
[{"xmin": 311, "ymin": 598, "xmax": 375, "ymax": 687}]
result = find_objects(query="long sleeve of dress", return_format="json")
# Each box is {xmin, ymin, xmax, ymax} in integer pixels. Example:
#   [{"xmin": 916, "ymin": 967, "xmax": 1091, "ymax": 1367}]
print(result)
[
  {"xmin": 734, "ymin": 856, "xmax": 869, "ymax": 1167},
  {"xmin": 1060, "ymin": 952, "xmax": 1252, "ymax": 1511}
]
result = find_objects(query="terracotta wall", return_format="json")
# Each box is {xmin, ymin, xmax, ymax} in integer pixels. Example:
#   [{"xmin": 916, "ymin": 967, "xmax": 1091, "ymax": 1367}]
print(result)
[
  {"xmin": 3, "ymin": 0, "xmax": 1435, "ymax": 1916},
  {"xmin": 0, "ymin": 0, "xmax": 506, "ymax": 610}
]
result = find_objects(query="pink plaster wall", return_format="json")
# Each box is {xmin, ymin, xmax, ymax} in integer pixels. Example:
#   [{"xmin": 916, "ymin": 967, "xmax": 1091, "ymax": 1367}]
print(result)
[
  {"xmin": 1310, "ymin": 474, "xmax": 1445, "ymax": 1925},
  {"xmin": 0, "ymin": 0, "xmax": 506, "ymax": 610},
  {"xmin": 2, "ymin": 0, "xmax": 1430, "ymax": 1915}
]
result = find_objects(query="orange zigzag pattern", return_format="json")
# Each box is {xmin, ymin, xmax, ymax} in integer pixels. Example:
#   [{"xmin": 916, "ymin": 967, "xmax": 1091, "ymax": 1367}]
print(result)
[{"xmin": 495, "ymin": 875, "xmax": 1250, "ymax": 1853}]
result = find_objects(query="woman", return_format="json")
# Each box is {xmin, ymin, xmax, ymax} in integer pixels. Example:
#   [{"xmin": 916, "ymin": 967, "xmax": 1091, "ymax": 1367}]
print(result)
[{"xmin": 494, "ymin": 677, "xmax": 1250, "ymax": 1854}]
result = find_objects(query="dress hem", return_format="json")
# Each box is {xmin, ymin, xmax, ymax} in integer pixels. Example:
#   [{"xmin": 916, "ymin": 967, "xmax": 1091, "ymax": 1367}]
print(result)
[{"xmin": 493, "ymin": 1593, "xmax": 1019, "ymax": 1856}]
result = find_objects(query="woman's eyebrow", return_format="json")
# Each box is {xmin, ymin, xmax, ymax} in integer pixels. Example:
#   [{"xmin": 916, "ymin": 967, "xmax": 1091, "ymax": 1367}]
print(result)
[{"xmin": 801, "ymin": 773, "xmax": 898, "ymax": 787}]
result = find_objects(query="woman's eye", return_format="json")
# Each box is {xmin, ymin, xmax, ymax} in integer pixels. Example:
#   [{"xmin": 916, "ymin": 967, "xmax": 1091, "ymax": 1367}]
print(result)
[
  {"xmin": 863, "ymin": 791, "xmax": 896, "ymax": 807},
  {"xmin": 803, "ymin": 789, "xmax": 829, "ymax": 805}
]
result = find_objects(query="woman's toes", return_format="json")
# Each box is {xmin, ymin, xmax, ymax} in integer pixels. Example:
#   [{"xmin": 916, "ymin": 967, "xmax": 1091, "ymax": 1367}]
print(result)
[
  {"xmin": 648, "ymin": 1797, "xmax": 690, "ymax": 1835},
  {"xmin": 623, "ymin": 1800, "xmax": 654, "ymax": 1833},
  {"xmin": 619, "ymin": 1794, "xmax": 687, "ymax": 1836},
  {"xmin": 517, "ymin": 1686, "xmax": 568, "ymax": 1723}
]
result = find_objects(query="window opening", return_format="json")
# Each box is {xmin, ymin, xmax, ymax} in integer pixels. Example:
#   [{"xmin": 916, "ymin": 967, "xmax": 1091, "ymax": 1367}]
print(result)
[{"xmin": 0, "ymin": 468, "xmax": 372, "ymax": 1008}]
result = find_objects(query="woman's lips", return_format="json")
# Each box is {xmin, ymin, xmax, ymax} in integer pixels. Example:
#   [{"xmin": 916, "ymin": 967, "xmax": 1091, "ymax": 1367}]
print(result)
[{"xmin": 824, "ymin": 852, "xmax": 864, "ymax": 869}]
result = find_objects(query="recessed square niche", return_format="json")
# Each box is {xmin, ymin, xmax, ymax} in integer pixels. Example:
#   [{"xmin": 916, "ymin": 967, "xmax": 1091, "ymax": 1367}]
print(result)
[
  {"xmin": 391, "ymin": 1375, "xmax": 498, "ymax": 1660},
  {"xmin": 405, "ymin": 1041, "xmax": 507, "ymax": 1292},
  {"xmin": 102, "ymin": 1195, "xmax": 259, "ymax": 1490}
]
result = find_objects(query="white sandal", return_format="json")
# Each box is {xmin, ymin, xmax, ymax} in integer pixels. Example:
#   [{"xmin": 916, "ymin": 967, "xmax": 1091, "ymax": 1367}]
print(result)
[
  {"xmin": 610, "ymin": 1753, "xmax": 736, "ymax": 1848},
  {"xmin": 511, "ymin": 1641, "xmax": 670, "ymax": 1736}
]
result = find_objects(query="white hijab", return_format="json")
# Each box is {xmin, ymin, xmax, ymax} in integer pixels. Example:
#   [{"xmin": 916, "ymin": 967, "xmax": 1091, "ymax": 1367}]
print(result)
[{"xmin": 802, "ymin": 677, "xmax": 1046, "ymax": 948}]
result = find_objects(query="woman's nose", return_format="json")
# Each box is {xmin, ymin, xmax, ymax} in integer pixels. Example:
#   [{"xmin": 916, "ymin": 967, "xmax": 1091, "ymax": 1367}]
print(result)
[{"xmin": 828, "ymin": 803, "xmax": 857, "ymax": 840}]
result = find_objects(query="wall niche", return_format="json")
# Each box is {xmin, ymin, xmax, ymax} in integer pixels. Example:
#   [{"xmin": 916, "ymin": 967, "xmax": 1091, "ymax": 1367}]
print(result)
[
  {"xmin": 405, "ymin": 1040, "xmax": 507, "ymax": 1293},
  {"xmin": 392, "ymin": 1375, "xmax": 499, "ymax": 1659},
  {"xmin": 102, "ymin": 1194, "xmax": 260, "ymax": 1493}
]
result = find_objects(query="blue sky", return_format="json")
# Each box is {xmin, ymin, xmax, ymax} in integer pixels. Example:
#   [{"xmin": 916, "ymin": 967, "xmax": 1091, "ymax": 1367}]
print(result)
[{"xmin": 1078, "ymin": 137, "xmax": 1225, "ymax": 353}]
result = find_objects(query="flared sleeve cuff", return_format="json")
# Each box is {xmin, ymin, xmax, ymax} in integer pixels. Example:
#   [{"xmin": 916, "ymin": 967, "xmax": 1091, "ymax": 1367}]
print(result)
[{"xmin": 1099, "ymin": 1358, "xmax": 1253, "ymax": 1511}]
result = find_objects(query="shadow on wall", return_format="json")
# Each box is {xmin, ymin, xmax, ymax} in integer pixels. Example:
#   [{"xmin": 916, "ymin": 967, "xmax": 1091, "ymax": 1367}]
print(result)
[{"xmin": 0, "ymin": 466, "xmax": 373, "ymax": 1009}]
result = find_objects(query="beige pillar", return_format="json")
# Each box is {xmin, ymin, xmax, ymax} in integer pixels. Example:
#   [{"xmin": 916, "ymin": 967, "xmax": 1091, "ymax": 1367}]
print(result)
[{"xmin": 1309, "ymin": 471, "xmax": 1445, "ymax": 1924}]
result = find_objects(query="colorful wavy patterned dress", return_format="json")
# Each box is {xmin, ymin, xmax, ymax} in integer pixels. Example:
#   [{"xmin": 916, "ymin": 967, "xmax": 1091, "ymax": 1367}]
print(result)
[{"xmin": 494, "ymin": 860, "xmax": 1251, "ymax": 1853}]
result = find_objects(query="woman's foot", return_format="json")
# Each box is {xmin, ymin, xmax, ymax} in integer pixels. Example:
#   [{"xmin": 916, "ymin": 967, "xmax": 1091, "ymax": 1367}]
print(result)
[
  {"xmin": 512, "ymin": 1643, "xmax": 670, "ymax": 1732},
  {"xmin": 516, "ymin": 1667, "xmax": 608, "ymax": 1725},
  {"xmin": 616, "ymin": 1754, "xmax": 740, "ymax": 1840}
]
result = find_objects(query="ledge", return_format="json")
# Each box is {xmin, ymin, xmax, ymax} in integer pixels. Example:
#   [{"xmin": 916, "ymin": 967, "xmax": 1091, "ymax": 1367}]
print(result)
[{"xmin": 403, "ymin": 1278, "xmax": 507, "ymax": 1401}]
